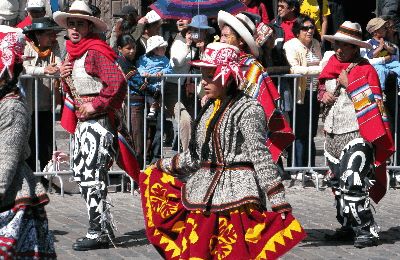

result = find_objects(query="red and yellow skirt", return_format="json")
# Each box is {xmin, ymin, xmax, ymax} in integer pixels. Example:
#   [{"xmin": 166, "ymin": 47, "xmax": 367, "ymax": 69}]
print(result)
[{"xmin": 139, "ymin": 168, "xmax": 306, "ymax": 259}]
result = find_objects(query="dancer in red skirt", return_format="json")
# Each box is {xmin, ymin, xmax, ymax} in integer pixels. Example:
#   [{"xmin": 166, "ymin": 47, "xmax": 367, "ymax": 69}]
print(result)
[{"xmin": 140, "ymin": 42, "xmax": 306, "ymax": 259}]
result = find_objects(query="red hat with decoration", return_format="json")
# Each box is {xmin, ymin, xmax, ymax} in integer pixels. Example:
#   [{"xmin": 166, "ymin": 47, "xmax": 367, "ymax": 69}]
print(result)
[
  {"xmin": 0, "ymin": 26, "xmax": 25, "ymax": 79},
  {"xmin": 190, "ymin": 42, "xmax": 242, "ymax": 87}
]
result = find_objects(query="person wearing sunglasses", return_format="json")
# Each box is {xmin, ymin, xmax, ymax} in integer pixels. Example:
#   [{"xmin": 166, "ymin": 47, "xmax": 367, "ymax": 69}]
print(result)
[{"xmin": 283, "ymin": 14, "xmax": 323, "ymax": 180}]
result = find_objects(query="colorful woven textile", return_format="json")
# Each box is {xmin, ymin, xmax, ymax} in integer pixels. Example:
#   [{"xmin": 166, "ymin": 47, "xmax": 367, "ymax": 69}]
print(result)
[
  {"xmin": 319, "ymin": 55, "xmax": 395, "ymax": 203},
  {"xmin": 139, "ymin": 167, "xmax": 306, "ymax": 259},
  {"xmin": 0, "ymin": 204, "xmax": 56, "ymax": 259},
  {"xmin": 240, "ymin": 54, "xmax": 294, "ymax": 163}
]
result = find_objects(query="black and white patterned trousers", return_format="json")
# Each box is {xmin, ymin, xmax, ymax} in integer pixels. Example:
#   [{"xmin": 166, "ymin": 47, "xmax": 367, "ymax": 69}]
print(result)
[
  {"xmin": 325, "ymin": 133, "xmax": 379, "ymax": 239},
  {"xmin": 72, "ymin": 118, "xmax": 116, "ymax": 239}
]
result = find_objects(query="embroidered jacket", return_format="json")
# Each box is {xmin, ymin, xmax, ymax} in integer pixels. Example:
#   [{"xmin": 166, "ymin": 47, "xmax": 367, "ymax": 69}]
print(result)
[
  {"xmin": 0, "ymin": 94, "xmax": 48, "ymax": 210},
  {"xmin": 157, "ymin": 95, "xmax": 291, "ymax": 213}
]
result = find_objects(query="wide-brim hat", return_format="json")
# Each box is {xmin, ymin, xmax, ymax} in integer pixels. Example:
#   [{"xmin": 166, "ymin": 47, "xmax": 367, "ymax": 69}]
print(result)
[
  {"xmin": 217, "ymin": 10, "xmax": 259, "ymax": 57},
  {"xmin": 146, "ymin": 35, "xmax": 168, "ymax": 54},
  {"xmin": 188, "ymin": 14, "xmax": 215, "ymax": 34},
  {"xmin": 323, "ymin": 21, "xmax": 372, "ymax": 49},
  {"xmin": 53, "ymin": 0, "xmax": 108, "ymax": 33},
  {"xmin": 23, "ymin": 17, "xmax": 63, "ymax": 34}
]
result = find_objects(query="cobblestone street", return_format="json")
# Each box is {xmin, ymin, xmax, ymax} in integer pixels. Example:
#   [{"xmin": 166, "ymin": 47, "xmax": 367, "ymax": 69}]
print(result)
[{"xmin": 46, "ymin": 181, "xmax": 400, "ymax": 260}]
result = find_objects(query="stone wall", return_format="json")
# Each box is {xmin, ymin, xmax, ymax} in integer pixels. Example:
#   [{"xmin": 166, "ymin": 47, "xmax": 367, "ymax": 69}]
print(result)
[{"xmin": 64, "ymin": 0, "xmax": 145, "ymax": 32}]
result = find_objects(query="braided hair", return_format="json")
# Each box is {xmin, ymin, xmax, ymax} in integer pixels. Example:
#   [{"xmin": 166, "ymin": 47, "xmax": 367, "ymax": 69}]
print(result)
[
  {"xmin": 0, "ymin": 64, "xmax": 23, "ymax": 100},
  {"xmin": 189, "ymin": 79, "xmax": 244, "ymax": 162}
]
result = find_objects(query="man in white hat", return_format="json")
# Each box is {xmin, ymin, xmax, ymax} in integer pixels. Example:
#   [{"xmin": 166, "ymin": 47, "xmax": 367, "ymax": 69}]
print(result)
[
  {"xmin": 54, "ymin": 0, "xmax": 128, "ymax": 251},
  {"xmin": 217, "ymin": 10, "xmax": 294, "ymax": 173},
  {"xmin": 319, "ymin": 21, "xmax": 394, "ymax": 248}
]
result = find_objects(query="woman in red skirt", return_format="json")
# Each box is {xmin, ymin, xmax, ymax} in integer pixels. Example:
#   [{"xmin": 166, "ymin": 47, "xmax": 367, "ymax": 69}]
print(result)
[{"xmin": 140, "ymin": 42, "xmax": 306, "ymax": 259}]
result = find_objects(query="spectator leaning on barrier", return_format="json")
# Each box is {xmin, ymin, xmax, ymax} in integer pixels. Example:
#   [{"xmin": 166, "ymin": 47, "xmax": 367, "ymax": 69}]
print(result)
[
  {"xmin": 0, "ymin": 24, "xmax": 56, "ymax": 259},
  {"xmin": 54, "ymin": 0, "xmax": 128, "ymax": 251},
  {"xmin": 116, "ymin": 34, "xmax": 147, "ymax": 168},
  {"xmin": 16, "ymin": 0, "xmax": 46, "ymax": 29},
  {"xmin": 137, "ymin": 35, "xmax": 172, "ymax": 162},
  {"xmin": 22, "ymin": 17, "xmax": 62, "ymax": 173},
  {"xmin": 283, "ymin": 14, "xmax": 322, "ymax": 175},
  {"xmin": 0, "ymin": 0, "xmax": 26, "ymax": 26},
  {"xmin": 164, "ymin": 16, "xmax": 209, "ymax": 152},
  {"xmin": 319, "ymin": 21, "xmax": 394, "ymax": 248},
  {"xmin": 365, "ymin": 17, "xmax": 400, "ymax": 92}
]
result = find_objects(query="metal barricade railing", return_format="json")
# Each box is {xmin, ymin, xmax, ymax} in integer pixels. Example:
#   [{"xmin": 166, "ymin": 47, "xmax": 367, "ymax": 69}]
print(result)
[{"xmin": 20, "ymin": 72, "xmax": 400, "ymax": 195}]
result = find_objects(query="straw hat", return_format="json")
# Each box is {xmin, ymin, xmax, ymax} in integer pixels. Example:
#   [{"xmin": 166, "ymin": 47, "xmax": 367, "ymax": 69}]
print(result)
[
  {"xmin": 217, "ymin": 10, "xmax": 259, "ymax": 57},
  {"xmin": 323, "ymin": 21, "xmax": 372, "ymax": 49},
  {"xmin": 53, "ymin": 0, "xmax": 108, "ymax": 33}
]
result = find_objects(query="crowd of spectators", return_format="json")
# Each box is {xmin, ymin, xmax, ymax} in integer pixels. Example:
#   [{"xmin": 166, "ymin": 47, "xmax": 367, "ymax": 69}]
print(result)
[{"xmin": 4, "ymin": 0, "xmax": 400, "ymax": 178}]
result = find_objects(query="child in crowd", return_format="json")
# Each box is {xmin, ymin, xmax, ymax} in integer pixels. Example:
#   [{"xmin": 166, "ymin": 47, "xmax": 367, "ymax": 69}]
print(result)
[
  {"xmin": 366, "ymin": 17, "xmax": 400, "ymax": 91},
  {"xmin": 137, "ymin": 35, "xmax": 172, "ymax": 119},
  {"xmin": 116, "ymin": 34, "xmax": 146, "ymax": 167}
]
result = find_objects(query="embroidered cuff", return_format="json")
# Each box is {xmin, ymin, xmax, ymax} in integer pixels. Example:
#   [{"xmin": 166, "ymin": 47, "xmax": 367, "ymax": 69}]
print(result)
[
  {"xmin": 271, "ymin": 202, "xmax": 292, "ymax": 213},
  {"xmin": 155, "ymin": 154, "xmax": 181, "ymax": 175},
  {"xmin": 267, "ymin": 182, "xmax": 291, "ymax": 213}
]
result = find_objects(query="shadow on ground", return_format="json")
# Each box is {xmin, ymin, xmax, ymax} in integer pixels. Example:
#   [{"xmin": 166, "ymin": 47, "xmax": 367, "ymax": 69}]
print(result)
[
  {"xmin": 52, "ymin": 230, "xmax": 69, "ymax": 242},
  {"xmin": 299, "ymin": 227, "xmax": 400, "ymax": 247},
  {"xmin": 114, "ymin": 229, "xmax": 150, "ymax": 248}
]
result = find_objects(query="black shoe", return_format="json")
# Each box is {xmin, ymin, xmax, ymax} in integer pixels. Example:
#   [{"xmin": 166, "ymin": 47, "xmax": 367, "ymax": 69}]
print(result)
[
  {"xmin": 76, "ymin": 226, "xmax": 115, "ymax": 243},
  {"xmin": 354, "ymin": 236, "xmax": 379, "ymax": 248},
  {"xmin": 72, "ymin": 237, "xmax": 109, "ymax": 251},
  {"xmin": 325, "ymin": 227, "xmax": 355, "ymax": 241}
]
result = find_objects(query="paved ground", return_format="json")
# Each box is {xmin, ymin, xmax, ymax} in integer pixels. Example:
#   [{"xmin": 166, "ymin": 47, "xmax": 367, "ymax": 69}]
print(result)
[{"xmin": 46, "ymin": 180, "xmax": 400, "ymax": 260}]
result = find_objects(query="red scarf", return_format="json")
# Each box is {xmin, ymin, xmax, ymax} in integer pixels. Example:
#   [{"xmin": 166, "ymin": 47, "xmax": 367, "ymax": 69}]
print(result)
[
  {"xmin": 66, "ymin": 35, "xmax": 116, "ymax": 62},
  {"xmin": 319, "ymin": 55, "xmax": 395, "ymax": 203}
]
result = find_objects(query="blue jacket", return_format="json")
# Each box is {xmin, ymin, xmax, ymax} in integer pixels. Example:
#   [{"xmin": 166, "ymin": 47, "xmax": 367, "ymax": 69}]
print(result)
[
  {"xmin": 137, "ymin": 54, "xmax": 173, "ymax": 93},
  {"xmin": 116, "ymin": 55, "xmax": 146, "ymax": 106}
]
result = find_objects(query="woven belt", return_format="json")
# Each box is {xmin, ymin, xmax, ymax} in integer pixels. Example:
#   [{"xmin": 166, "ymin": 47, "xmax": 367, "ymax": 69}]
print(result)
[{"xmin": 200, "ymin": 161, "xmax": 254, "ymax": 171}]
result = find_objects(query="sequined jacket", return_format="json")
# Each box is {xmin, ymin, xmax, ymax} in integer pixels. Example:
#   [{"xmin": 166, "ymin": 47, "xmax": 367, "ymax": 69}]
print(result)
[
  {"xmin": 157, "ymin": 95, "xmax": 291, "ymax": 213},
  {"xmin": 0, "ymin": 94, "xmax": 48, "ymax": 211}
]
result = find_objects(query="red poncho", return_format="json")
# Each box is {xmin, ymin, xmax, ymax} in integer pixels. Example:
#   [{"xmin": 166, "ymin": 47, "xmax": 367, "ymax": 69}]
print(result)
[{"xmin": 319, "ymin": 55, "xmax": 395, "ymax": 203}]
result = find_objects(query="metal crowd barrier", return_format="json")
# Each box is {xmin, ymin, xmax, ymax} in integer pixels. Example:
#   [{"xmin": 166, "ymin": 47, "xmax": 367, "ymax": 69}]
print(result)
[{"xmin": 20, "ymin": 72, "xmax": 400, "ymax": 195}]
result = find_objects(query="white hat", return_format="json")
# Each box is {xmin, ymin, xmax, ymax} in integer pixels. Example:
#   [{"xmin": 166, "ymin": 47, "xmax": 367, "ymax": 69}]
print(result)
[
  {"xmin": 145, "ymin": 10, "xmax": 162, "ymax": 24},
  {"xmin": 26, "ymin": 0, "xmax": 45, "ymax": 10},
  {"xmin": 323, "ymin": 21, "xmax": 372, "ymax": 49},
  {"xmin": 217, "ymin": 10, "xmax": 259, "ymax": 57},
  {"xmin": 53, "ymin": 0, "xmax": 108, "ymax": 33},
  {"xmin": 146, "ymin": 35, "xmax": 167, "ymax": 54}
]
